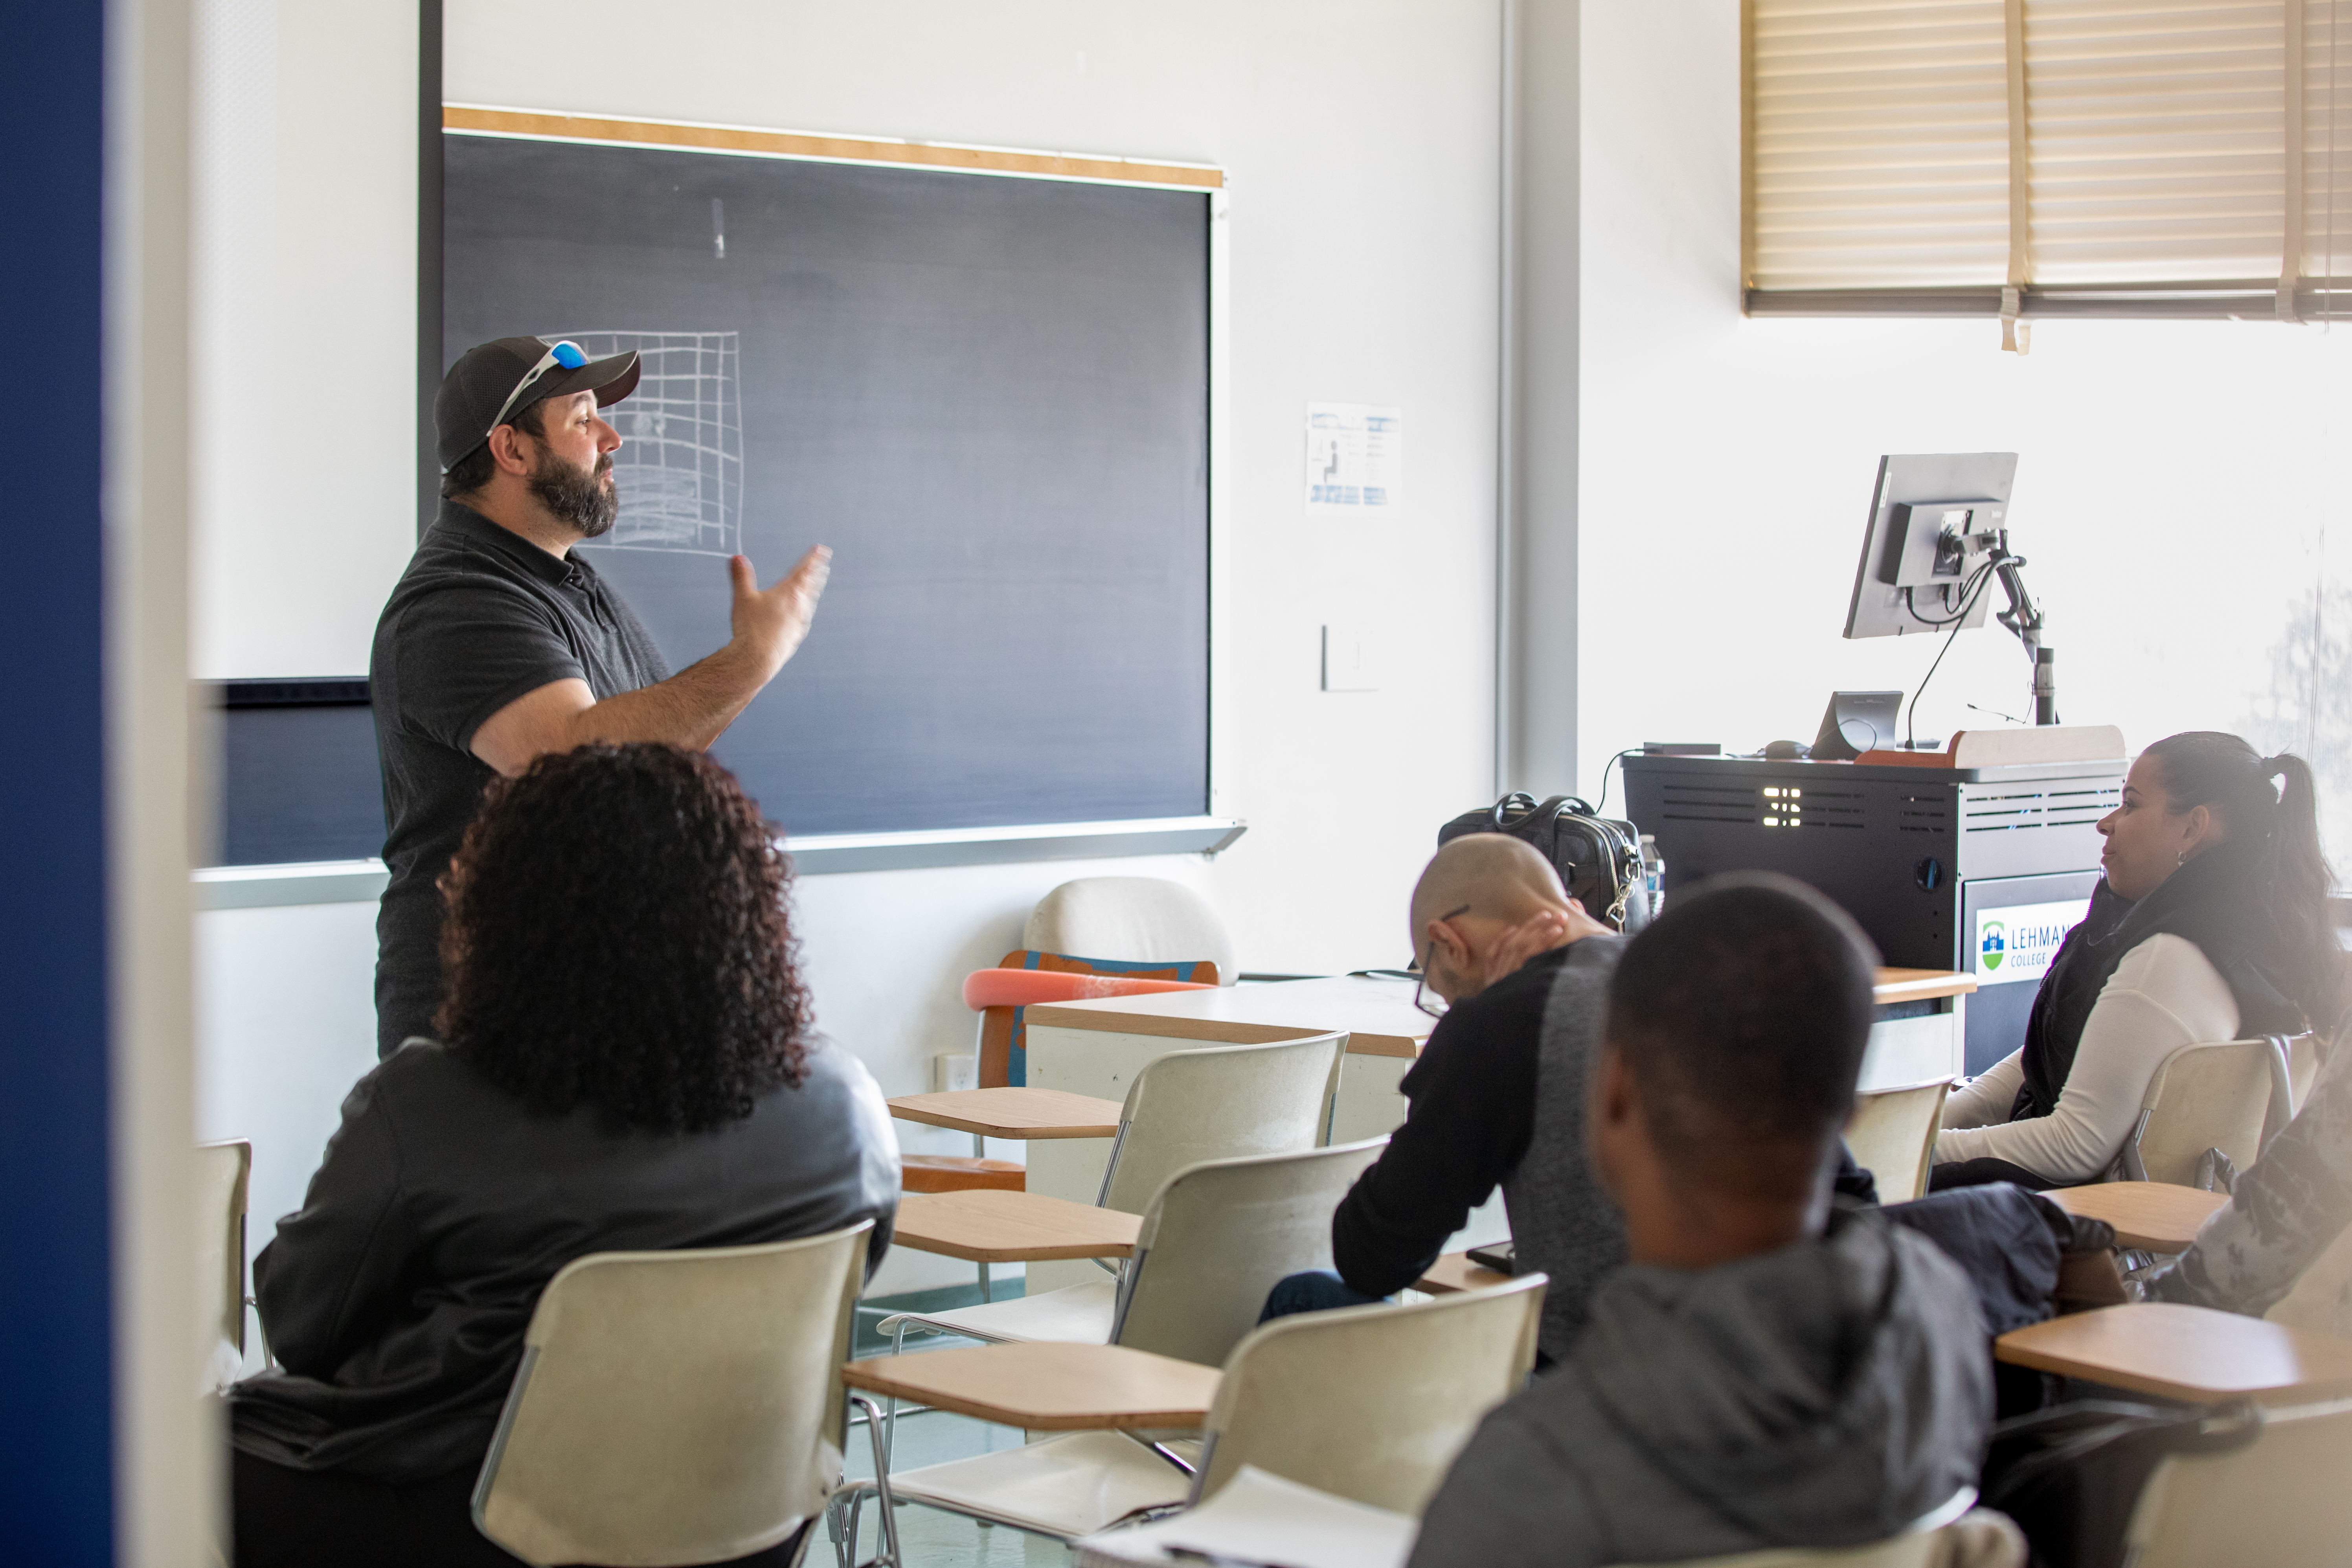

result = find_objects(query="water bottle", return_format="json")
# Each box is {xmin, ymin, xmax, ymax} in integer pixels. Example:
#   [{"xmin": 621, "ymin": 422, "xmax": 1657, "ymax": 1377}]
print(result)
[{"xmin": 1639, "ymin": 835, "xmax": 1666, "ymax": 922}]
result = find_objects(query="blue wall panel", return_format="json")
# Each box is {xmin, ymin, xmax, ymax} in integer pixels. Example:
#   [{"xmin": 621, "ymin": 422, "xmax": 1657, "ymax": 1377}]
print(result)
[{"xmin": 0, "ymin": 0, "xmax": 116, "ymax": 1560}]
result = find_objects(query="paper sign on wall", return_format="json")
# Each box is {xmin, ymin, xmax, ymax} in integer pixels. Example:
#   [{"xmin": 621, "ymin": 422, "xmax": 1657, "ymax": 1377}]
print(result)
[
  {"xmin": 1972, "ymin": 898, "xmax": 2092, "ymax": 986},
  {"xmin": 1305, "ymin": 403, "xmax": 1402, "ymax": 516}
]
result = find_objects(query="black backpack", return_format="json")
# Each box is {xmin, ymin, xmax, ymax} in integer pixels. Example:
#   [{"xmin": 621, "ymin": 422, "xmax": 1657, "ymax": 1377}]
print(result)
[
  {"xmin": 1981, "ymin": 1397, "xmax": 2264, "ymax": 1568},
  {"xmin": 1438, "ymin": 794, "xmax": 1648, "ymax": 930}
]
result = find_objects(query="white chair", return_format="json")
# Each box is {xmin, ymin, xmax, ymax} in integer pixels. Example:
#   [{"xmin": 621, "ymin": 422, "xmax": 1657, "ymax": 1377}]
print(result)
[
  {"xmin": 874, "ymin": 1039, "xmax": 1353, "ymax": 1459},
  {"xmin": 1025, "ymin": 876, "xmax": 1238, "ymax": 985},
  {"xmin": 1095, "ymin": 1034, "xmax": 1350, "ymax": 1214},
  {"xmin": 1846, "ymin": 1079, "xmax": 1951, "ymax": 1204},
  {"xmin": 1597, "ymin": 1496, "xmax": 2020, "ymax": 1567},
  {"xmin": 195, "ymin": 1139, "xmax": 252, "ymax": 1392},
  {"xmin": 470, "ymin": 1222, "xmax": 876, "ymax": 1568},
  {"xmin": 2113, "ymin": 1039, "xmax": 2291, "ymax": 1186},
  {"xmin": 2120, "ymin": 1398, "xmax": 2352, "ymax": 1568},
  {"xmin": 883, "ymin": 1139, "xmax": 1388, "ymax": 1368},
  {"xmin": 864, "ymin": 1275, "xmax": 1547, "ymax": 1547}
]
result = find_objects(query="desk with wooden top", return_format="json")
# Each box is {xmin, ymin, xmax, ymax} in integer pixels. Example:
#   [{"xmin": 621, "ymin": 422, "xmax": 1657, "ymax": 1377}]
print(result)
[
  {"xmin": 1014, "ymin": 966, "xmax": 1973, "ymax": 1291},
  {"xmin": 2045, "ymin": 1183, "xmax": 2229, "ymax": 1254},
  {"xmin": 1997, "ymin": 1303, "xmax": 2352, "ymax": 1406},
  {"xmin": 892, "ymin": 1188, "xmax": 1144, "ymax": 1263},
  {"xmin": 842, "ymin": 1341, "xmax": 1220, "ymax": 1431},
  {"xmin": 888, "ymin": 1086, "xmax": 1125, "ymax": 1140},
  {"xmin": 1415, "ymin": 1251, "xmax": 1514, "ymax": 1296}
]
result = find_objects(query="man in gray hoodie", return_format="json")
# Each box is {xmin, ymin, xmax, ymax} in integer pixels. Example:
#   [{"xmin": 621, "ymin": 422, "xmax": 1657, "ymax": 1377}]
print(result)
[{"xmin": 1409, "ymin": 875, "xmax": 1992, "ymax": 1568}]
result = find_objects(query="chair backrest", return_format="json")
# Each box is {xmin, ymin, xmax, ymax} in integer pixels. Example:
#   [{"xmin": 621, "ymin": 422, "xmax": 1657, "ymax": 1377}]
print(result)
[
  {"xmin": 1845, "ymin": 1079, "xmax": 1951, "ymax": 1204},
  {"xmin": 1100, "ymin": 1034, "xmax": 1348, "ymax": 1215},
  {"xmin": 472, "ymin": 1222, "xmax": 872, "ymax": 1568},
  {"xmin": 195, "ymin": 1139, "xmax": 252, "ymax": 1389},
  {"xmin": 1194, "ymin": 1276, "xmax": 1547, "ymax": 1517},
  {"xmin": 1112, "ymin": 1139, "xmax": 1390, "ymax": 1367},
  {"xmin": 1024, "ymin": 876, "xmax": 1238, "ymax": 985},
  {"xmin": 967, "ymin": 957, "xmax": 1218, "ymax": 1088},
  {"xmin": 2131, "ymin": 1040, "xmax": 2279, "ymax": 1186},
  {"xmin": 2123, "ymin": 1398, "xmax": 2352, "ymax": 1568}
]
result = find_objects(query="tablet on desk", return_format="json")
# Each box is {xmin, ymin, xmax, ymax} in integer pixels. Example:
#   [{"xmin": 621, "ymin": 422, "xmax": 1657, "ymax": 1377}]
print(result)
[{"xmin": 1467, "ymin": 1240, "xmax": 1515, "ymax": 1274}]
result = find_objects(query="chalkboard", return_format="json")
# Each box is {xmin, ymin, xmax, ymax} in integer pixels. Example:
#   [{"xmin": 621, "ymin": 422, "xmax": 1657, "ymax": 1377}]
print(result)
[
  {"xmin": 441, "ymin": 133, "xmax": 1211, "ymax": 837},
  {"xmin": 216, "ymin": 680, "xmax": 384, "ymax": 865}
]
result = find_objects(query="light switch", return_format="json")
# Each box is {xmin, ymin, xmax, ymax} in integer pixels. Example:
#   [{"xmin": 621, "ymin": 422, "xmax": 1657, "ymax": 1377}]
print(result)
[{"xmin": 1321, "ymin": 623, "xmax": 1380, "ymax": 692}]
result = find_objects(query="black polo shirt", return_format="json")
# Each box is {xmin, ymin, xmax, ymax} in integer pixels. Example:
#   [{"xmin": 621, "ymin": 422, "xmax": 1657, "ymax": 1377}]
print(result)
[{"xmin": 368, "ymin": 501, "xmax": 670, "ymax": 1056}]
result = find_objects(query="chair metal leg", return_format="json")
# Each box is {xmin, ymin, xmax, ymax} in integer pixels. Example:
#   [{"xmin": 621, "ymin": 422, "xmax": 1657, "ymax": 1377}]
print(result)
[
  {"xmin": 848, "ymin": 1395, "xmax": 902, "ymax": 1568},
  {"xmin": 842, "ymin": 1487, "xmax": 866, "ymax": 1568},
  {"xmin": 823, "ymin": 1491, "xmax": 852, "ymax": 1568},
  {"xmin": 884, "ymin": 1319, "xmax": 908, "ymax": 1470}
]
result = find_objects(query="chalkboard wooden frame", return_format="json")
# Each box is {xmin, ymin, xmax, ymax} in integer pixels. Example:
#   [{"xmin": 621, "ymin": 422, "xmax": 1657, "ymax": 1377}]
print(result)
[{"xmin": 418, "ymin": 103, "xmax": 1241, "ymax": 871}]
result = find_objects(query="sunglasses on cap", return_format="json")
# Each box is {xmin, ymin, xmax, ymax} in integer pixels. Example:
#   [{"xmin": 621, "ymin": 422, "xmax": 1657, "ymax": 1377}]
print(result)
[{"xmin": 485, "ymin": 340, "xmax": 590, "ymax": 438}]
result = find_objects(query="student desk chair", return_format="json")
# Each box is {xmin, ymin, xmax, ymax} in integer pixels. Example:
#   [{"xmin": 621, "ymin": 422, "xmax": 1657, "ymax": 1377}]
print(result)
[
  {"xmin": 1996, "ymin": 1302, "xmax": 2352, "ymax": 1406},
  {"xmin": 2042, "ymin": 1182, "xmax": 2229, "ymax": 1254},
  {"xmin": 841, "ymin": 1340, "xmax": 1220, "ymax": 1431}
]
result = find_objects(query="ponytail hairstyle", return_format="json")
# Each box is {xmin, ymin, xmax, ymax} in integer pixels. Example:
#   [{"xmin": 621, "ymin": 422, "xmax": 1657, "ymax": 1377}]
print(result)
[{"xmin": 2141, "ymin": 731, "xmax": 2344, "ymax": 1031}]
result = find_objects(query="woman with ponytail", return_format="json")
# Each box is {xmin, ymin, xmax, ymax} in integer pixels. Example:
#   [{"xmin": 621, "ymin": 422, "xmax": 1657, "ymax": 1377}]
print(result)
[{"xmin": 1932, "ymin": 732, "xmax": 2345, "ymax": 1190}]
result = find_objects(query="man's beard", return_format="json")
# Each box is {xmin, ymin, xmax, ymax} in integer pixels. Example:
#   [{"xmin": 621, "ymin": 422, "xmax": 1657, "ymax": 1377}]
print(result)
[{"xmin": 530, "ymin": 447, "xmax": 618, "ymax": 538}]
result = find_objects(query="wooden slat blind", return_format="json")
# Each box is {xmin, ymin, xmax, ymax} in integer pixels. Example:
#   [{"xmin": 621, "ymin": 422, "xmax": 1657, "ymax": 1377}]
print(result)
[{"xmin": 1746, "ymin": 0, "xmax": 2351, "ymax": 319}]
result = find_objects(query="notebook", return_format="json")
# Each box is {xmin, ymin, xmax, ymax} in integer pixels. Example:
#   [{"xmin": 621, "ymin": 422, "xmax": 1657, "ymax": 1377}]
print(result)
[{"xmin": 1074, "ymin": 1465, "xmax": 1417, "ymax": 1568}]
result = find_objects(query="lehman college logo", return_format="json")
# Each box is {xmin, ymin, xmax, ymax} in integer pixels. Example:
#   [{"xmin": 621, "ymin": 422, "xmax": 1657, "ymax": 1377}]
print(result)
[{"xmin": 1981, "ymin": 921, "xmax": 2006, "ymax": 971}]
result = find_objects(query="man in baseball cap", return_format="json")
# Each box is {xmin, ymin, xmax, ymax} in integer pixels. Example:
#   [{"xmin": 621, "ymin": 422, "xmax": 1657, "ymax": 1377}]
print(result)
[{"xmin": 368, "ymin": 336, "xmax": 832, "ymax": 1057}]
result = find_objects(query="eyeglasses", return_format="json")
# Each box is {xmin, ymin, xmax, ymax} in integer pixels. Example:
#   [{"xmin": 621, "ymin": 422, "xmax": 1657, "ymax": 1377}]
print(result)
[
  {"xmin": 487, "ymin": 340, "xmax": 590, "ymax": 438},
  {"xmin": 1411, "ymin": 903, "xmax": 1473, "ymax": 1018}
]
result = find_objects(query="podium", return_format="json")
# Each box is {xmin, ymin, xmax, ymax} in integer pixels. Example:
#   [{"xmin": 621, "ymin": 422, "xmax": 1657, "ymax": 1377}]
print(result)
[{"xmin": 1623, "ymin": 731, "xmax": 2124, "ymax": 1074}]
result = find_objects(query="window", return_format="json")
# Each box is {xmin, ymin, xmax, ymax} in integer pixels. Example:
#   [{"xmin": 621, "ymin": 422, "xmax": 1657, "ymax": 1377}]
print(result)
[{"xmin": 1744, "ymin": 0, "xmax": 2352, "ymax": 327}]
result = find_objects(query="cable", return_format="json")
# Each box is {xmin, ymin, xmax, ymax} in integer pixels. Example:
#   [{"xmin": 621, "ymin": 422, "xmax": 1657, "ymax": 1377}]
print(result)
[
  {"xmin": 1904, "ymin": 563, "xmax": 1998, "ymax": 750},
  {"xmin": 1901, "ymin": 562, "xmax": 1991, "ymax": 629},
  {"xmin": 1594, "ymin": 748, "xmax": 1642, "ymax": 818}
]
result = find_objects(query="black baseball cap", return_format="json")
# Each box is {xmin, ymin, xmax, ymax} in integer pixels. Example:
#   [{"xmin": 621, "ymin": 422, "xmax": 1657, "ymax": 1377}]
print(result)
[{"xmin": 436, "ymin": 335, "xmax": 641, "ymax": 472}]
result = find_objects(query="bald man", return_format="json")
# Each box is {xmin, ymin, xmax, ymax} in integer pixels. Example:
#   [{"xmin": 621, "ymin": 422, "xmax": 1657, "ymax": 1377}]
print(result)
[{"xmin": 1268, "ymin": 835, "xmax": 1628, "ymax": 1364}]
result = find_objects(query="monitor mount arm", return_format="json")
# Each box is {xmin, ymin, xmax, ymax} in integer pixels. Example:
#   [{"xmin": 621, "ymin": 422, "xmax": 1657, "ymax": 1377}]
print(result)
[{"xmin": 1972, "ymin": 530, "xmax": 2057, "ymax": 725}]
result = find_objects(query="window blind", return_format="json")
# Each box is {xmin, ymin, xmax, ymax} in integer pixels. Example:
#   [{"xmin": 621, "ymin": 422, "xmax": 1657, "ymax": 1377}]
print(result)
[{"xmin": 1745, "ymin": 0, "xmax": 2352, "ymax": 320}]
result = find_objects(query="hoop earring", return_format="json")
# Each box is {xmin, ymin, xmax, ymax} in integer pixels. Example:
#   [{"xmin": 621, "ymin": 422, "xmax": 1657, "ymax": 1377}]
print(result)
[{"xmin": 2177, "ymin": 848, "xmax": 2190, "ymax": 866}]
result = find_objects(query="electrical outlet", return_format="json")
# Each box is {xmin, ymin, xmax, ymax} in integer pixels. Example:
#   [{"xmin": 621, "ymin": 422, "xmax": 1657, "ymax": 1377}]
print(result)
[{"xmin": 932, "ymin": 1052, "xmax": 978, "ymax": 1094}]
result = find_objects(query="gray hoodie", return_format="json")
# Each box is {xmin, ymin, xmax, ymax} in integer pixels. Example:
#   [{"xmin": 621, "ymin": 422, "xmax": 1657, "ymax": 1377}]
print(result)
[{"xmin": 1408, "ymin": 1210, "xmax": 1991, "ymax": 1568}]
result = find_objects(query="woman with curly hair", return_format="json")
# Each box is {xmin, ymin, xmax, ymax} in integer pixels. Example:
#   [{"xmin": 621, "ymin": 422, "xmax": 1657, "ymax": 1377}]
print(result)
[{"xmin": 226, "ymin": 744, "xmax": 899, "ymax": 1567}]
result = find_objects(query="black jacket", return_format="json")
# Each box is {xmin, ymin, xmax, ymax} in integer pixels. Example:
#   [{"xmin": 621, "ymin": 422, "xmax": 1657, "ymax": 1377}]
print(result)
[
  {"xmin": 1330, "ymin": 943, "xmax": 1573, "ymax": 1297},
  {"xmin": 227, "ymin": 1036, "xmax": 900, "ymax": 1482}
]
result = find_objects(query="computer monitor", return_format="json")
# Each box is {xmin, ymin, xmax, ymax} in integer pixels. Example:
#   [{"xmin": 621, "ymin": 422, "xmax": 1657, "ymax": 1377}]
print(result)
[{"xmin": 1842, "ymin": 453, "xmax": 2018, "ymax": 640}]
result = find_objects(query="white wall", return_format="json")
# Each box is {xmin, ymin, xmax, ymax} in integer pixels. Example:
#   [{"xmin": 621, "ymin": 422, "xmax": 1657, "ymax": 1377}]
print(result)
[
  {"xmin": 197, "ymin": 0, "xmax": 1507, "ymax": 1297},
  {"xmin": 1575, "ymin": 2, "xmax": 2352, "ymax": 855},
  {"xmin": 191, "ymin": 0, "xmax": 418, "ymax": 680}
]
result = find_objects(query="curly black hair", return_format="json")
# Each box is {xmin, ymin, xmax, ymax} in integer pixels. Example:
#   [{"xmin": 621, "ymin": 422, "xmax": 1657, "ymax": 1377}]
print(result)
[{"xmin": 434, "ymin": 742, "xmax": 814, "ymax": 1132}]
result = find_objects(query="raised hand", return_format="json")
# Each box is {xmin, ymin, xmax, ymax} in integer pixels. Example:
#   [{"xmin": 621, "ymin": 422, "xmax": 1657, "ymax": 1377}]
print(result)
[{"xmin": 728, "ymin": 545, "xmax": 833, "ymax": 683}]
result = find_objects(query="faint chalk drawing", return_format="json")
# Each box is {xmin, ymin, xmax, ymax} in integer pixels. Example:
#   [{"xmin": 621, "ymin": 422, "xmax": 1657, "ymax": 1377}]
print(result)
[{"xmin": 562, "ymin": 331, "xmax": 742, "ymax": 556}]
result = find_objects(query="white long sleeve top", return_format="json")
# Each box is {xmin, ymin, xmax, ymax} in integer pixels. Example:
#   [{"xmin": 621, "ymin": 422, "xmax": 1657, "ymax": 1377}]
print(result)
[{"xmin": 1936, "ymin": 933, "xmax": 2240, "ymax": 1185}]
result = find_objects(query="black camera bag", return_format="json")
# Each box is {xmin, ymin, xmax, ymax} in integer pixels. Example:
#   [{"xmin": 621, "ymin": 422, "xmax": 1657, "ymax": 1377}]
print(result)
[{"xmin": 1437, "ymin": 793, "xmax": 1648, "ymax": 930}]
